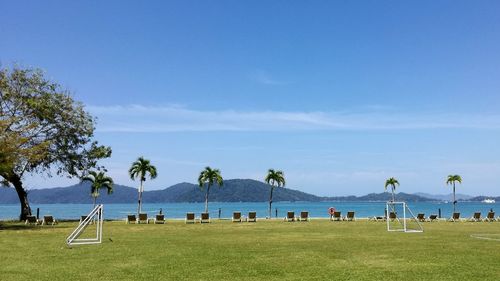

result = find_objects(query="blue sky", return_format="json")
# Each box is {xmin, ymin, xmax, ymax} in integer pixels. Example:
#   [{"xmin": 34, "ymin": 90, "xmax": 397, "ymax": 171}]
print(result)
[{"xmin": 1, "ymin": 1, "xmax": 500, "ymax": 195}]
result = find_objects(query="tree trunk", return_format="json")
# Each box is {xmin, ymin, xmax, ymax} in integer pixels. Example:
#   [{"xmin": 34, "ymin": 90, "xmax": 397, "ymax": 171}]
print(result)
[
  {"xmin": 453, "ymin": 183, "xmax": 456, "ymax": 213},
  {"xmin": 204, "ymin": 185, "xmax": 211, "ymax": 213},
  {"xmin": 269, "ymin": 186, "xmax": 274, "ymax": 219},
  {"xmin": 137, "ymin": 180, "xmax": 143, "ymax": 216},
  {"xmin": 93, "ymin": 196, "xmax": 96, "ymax": 208},
  {"xmin": 8, "ymin": 173, "xmax": 32, "ymax": 221},
  {"xmin": 392, "ymin": 186, "xmax": 395, "ymax": 202}
]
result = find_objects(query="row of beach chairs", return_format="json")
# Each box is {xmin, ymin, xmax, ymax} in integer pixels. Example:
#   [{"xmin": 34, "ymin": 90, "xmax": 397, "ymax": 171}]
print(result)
[
  {"xmin": 368, "ymin": 212, "xmax": 498, "ymax": 222},
  {"xmin": 329, "ymin": 211, "xmax": 356, "ymax": 221},
  {"xmin": 284, "ymin": 211, "xmax": 311, "ymax": 222},
  {"xmin": 417, "ymin": 212, "xmax": 497, "ymax": 222},
  {"xmin": 125, "ymin": 211, "xmax": 313, "ymax": 224},
  {"xmin": 185, "ymin": 212, "xmax": 210, "ymax": 223},
  {"xmin": 371, "ymin": 213, "xmax": 439, "ymax": 222},
  {"xmin": 126, "ymin": 213, "xmax": 165, "ymax": 224},
  {"xmin": 187, "ymin": 211, "xmax": 311, "ymax": 223},
  {"xmin": 416, "ymin": 214, "xmax": 439, "ymax": 222},
  {"xmin": 186, "ymin": 212, "xmax": 258, "ymax": 223},
  {"xmin": 231, "ymin": 211, "xmax": 257, "ymax": 222},
  {"xmin": 23, "ymin": 211, "xmax": 498, "ymax": 225},
  {"xmin": 125, "ymin": 212, "xmax": 257, "ymax": 224},
  {"xmin": 447, "ymin": 212, "xmax": 497, "ymax": 222},
  {"xmin": 124, "ymin": 211, "xmax": 499, "ymax": 223},
  {"xmin": 24, "ymin": 215, "xmax": 57, "ymax": 226}
]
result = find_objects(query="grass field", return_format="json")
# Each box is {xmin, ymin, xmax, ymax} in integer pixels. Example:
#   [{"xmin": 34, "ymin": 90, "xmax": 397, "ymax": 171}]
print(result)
[{"xmin": 1, "ymin": 219, "xmax": 500, "ymax": 281}]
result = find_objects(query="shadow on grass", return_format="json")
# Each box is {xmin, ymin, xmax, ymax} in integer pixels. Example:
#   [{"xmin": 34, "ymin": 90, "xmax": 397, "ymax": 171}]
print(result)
[{"xmin": 0, "ymin": 222, "xmax": 41, "ymax": 231}]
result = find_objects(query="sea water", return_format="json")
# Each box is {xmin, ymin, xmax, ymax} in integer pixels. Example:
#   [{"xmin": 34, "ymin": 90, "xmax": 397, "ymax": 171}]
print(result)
[{"xmin": 1, "ymin": 201, "xmax": 499, "ymax": 220}]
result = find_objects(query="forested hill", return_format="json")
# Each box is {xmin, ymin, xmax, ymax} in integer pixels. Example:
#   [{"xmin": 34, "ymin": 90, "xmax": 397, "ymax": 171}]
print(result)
[
  {"xmin": 0, "ymin": 179, "xmax": 453, "ymax": 204},
  {"xmin": 0, "ymin": 179, "xmax": 318, "ymax": 204}
]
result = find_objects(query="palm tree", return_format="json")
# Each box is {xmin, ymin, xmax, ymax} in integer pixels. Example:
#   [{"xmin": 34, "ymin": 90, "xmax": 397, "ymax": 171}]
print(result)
[
  {"xmin": 129, "ymin": 157, "xmax": 157, "ymax": 216},
  {"xmin": 82, "ymin": 171, "xmax": 114, "ymax": 207},
  {"xmin": 265, "ymin": 169, "xmax": 286, "ymax": 219},
  {"xmin": 384, "ymin": 177, "xmax": 399, "ymax": 202},
  {"xmin": 198, "ymin": 166, "xmax": 223, "ymax": 213},
  {"xmin": 446, "ymin": 174, "xmax": 462, "ymax": 213}
]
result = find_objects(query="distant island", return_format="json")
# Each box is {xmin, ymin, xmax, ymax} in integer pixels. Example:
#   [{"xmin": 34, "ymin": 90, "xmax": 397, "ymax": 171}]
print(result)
[{"xmin": 0, "ymin": 179, "xmax": 497, "ymax": 204}]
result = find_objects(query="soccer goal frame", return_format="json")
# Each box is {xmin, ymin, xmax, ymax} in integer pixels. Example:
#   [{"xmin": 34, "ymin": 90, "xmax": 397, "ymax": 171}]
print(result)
[
  {"xmin": 66, "ymin": 204, "xmax": 104, "ymax": 245},
  {"xmin": 386, "ymin": 201, "xmax": 423, "ymax": 233}
]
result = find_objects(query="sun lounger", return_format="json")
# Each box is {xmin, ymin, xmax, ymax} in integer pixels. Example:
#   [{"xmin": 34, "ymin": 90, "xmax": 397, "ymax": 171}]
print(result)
[
  {"xmin": 126, "ymin": 214, "xmax": 137, "ymax": 224},
  {"xmin": 299, "ymin": 211, "xmax": 310, "ymax": 222},
  {"xmin": 417, "ymin": 213, "xmax": 425, "ymax": 222},
  {"xmin": 232, "ymin": 212, "xmax": 242, "ymax": 223},
  {"xmin": 427, "ymin": 214, "xmax": 438, "ymax": 222},
  {"xmin": 483, "ymin": 212, "xmax": 496, "ymax": 222},
  {"xmin": 369, "ymin": 216, "xmax": 385, "ymax": 221},
  {"xmin": 200, "ymin": 212, "xmax": 210, "ymax": 223},
  {"xmin": 331, "ymin": 211, "xmax": 342, "ymax": 221},
  {"xmin": 185, "ymin": 212, "xmax": 195, "ymax": 224},
  {"xmin": 25, "ymin": 215, "xmax": 39, "ymax": 225},
  {"xmin": 449, "ymin": 212, "xmax": 461, "ymax": 222},
  {"xmin": 285, "ymin": 211, "xmax": 295, "ymax": 222},
  {"xmin": 138, "ymin": 213, "xmax": 148, "ymax": 224},
  {"xmin": 247, "ymin": 211, "xmax": 257, "ymax": 222},
  {"xmin": 469, "ymin": 212, "xmax": 481, "ymax": 222},
  {"xmin": 345, "ymin": 211, "xmax": 355, "ymax": 221},
  {"xmin": 388, "ymin": 212, "xmax": 397, "ymax": 221},
  {"xmin": 41, "ymin": 215, "xmax": 57, "ymax": 226},
  {"xmin": 154, "ymin": 214, "xmax": 165, "ymax": 224},
  {"xmin": 369, "ymin": 209, "xmax": 388, "ymax": 221}
]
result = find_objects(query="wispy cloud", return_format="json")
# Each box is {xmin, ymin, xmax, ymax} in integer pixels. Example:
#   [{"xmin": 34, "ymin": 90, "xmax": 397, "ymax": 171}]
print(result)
[
  {"xmin": 252, "ymin": 70, "xmax": 290, "ymax": 85},
  {"xmin": 87, "ymin": 104, "xmax": 500, "ymax": 133}
]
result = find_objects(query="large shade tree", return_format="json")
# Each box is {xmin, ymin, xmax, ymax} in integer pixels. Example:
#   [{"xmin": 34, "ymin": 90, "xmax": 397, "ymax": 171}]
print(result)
[
  {"xmin": 129, "ymin": 157, "xmax": 157, "ymax": 216},
  {"xmin": 265, "ymin": 169, "xmax": 286, "ymax": 219},
  {"xmin": 82, "ymin": 171, "xmax": 114, "ymax": 207},
  {"xmin": 446, "ymin": 174, "xmax": 462, "ymax": 213},
  {"xmin": 0, "ymin": 67, "xmax": 111, "ymax": 220},
  {"xmin": 198, "ymin": 166, "xmax": 223, "ymax": 213},
  {"xmin": 384, "ymin": 177, "xmax": 399, "ymax": 202}
]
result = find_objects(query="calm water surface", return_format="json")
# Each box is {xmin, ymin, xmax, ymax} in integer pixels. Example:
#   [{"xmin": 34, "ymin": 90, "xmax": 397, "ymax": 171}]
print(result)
[{"xmin": 1, "ymin": 201, "xmax": 499, "ymax": 220}]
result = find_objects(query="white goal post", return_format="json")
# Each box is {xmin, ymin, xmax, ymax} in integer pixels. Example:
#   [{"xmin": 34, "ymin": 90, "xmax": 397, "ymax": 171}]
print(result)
[
  {"xmin": 66, "ymin": 204, "xmax": 104, "ymax": 245},
  {"xmin": 386, "ymin": 201, "xmax": 423, "ymax": 233}
]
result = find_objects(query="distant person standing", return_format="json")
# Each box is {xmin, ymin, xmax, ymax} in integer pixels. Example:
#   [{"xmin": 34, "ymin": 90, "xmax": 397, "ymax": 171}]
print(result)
[{"xmin": 328, "ymin": 207, "xmax": 336, "ymax": 220}]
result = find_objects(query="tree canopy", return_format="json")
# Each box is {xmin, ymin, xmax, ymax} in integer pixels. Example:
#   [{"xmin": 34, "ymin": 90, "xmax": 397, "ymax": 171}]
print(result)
[
  {"xmin": 129, "ymin": 157, "xmax": 158, "ymax": 182},
  {"xmin": 384, "ymin": 177, "xmax": 399, "ymax": 202},
  {"xmin": 265, "ymin": 169, "xmax": 286, "ymax": 188},
  {"xmin": 198, "ymin": 166, "xmax": 224, "ymax": 189},
  {"xmin": 446, "ymin": 175, "xmax": 462, "ymax": 185},
  {"xmin": 384, "ymin": 177, "xmax": 399, "ymax": 191},
  {"xmin": 82, "ymin": 171, "xmax": 114, "ymax": 206},
  {"xmin": 0, "ymin": 66, "xmax": 111, "ymax": 219}
]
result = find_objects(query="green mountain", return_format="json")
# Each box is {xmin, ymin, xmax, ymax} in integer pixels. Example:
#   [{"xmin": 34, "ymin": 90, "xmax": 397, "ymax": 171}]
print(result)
[
  {"xmin": 0, "ymin": 179, "xmax": 320, "ymax": 204},
  {"xmin": 0, "ymin": 179, "xmax": 444, "ymax": 204}
]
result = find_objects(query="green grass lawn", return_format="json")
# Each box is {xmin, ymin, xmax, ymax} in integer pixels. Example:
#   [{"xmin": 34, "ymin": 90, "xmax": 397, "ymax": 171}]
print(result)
[{"xmin": 1, "ymin": 219, "xmax": 500, "ymax": 281}]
